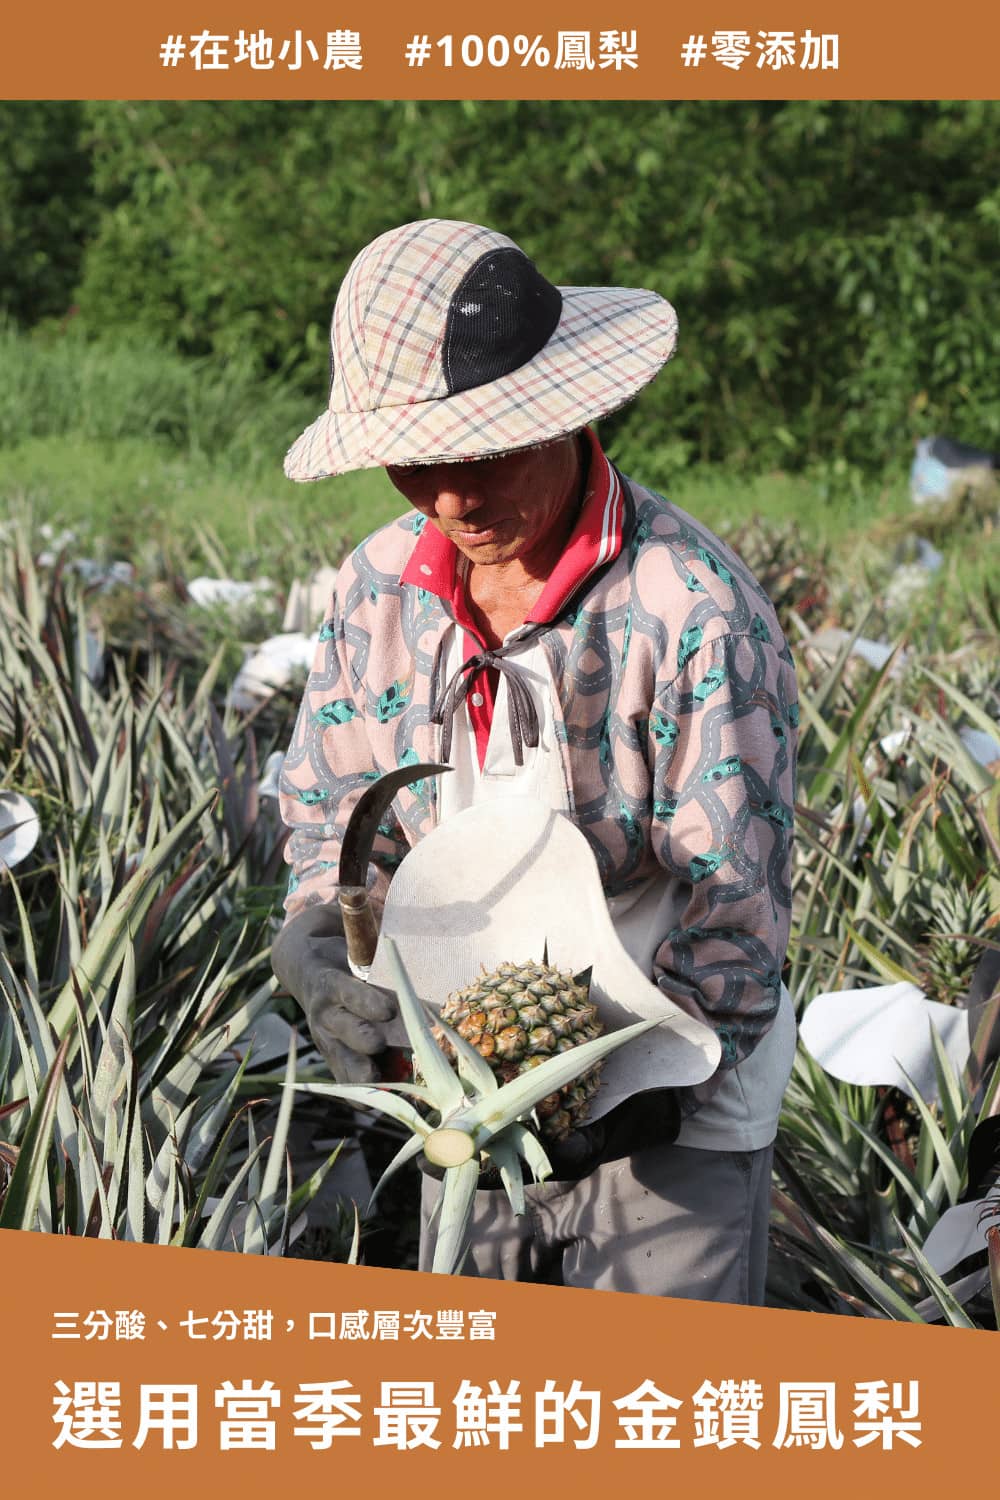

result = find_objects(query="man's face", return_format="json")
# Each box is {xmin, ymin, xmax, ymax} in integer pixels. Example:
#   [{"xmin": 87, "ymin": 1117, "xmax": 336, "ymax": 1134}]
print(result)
[{"xmin": 385, "ymin": 436, "xmax": 582, "ymax": 568}]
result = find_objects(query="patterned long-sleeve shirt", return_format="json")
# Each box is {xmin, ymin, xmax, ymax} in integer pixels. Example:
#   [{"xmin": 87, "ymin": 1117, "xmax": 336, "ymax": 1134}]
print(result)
[{"xmin": 279, "ymin": 438, "xmax": 799, "ymax": 1104}]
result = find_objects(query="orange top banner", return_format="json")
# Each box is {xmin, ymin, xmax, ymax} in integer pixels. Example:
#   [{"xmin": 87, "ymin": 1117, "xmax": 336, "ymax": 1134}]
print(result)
[{"xmin": 2, "ymin": 0, "xmax": 998, "ymax": 99}]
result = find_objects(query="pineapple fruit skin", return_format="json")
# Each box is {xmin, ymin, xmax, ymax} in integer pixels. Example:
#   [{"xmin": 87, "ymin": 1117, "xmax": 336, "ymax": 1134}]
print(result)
[{"xmin": 436, "ymin": 960, "xmax": 604, "ymax": 1142}]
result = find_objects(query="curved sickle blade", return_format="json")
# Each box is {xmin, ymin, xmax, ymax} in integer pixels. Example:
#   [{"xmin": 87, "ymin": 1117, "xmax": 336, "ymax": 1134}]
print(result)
[{"xmin": 338, "ymin": 762, "xmax": 452, "ymax": 888}]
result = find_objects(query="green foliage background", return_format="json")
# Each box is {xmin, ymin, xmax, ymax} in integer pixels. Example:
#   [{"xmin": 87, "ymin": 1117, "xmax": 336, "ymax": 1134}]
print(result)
[{"xmin": 2, "ymin": 99, "xmax": 999, "ymax": 478}]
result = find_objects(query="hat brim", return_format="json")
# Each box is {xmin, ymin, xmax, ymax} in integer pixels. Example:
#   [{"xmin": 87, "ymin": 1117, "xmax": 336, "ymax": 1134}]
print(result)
[{"xmin": 283, "ymin": 284, "xmax": 677, "ymax": 481}]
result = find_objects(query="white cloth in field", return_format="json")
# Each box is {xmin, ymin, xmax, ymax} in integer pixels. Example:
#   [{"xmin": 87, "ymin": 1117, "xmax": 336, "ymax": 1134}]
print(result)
[{"xmin": 432, "ymin": 622, "xmax": 796, "ymax": 1152}]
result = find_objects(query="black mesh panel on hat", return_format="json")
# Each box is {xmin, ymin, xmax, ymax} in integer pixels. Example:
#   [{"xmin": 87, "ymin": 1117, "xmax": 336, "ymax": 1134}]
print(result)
[{"xmin": 442, "ymin": 248, "xmax": 563, "ymax": 396}]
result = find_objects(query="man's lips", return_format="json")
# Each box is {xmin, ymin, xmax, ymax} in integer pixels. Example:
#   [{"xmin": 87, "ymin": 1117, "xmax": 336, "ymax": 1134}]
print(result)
[{"xmin": 449, "ymin": 522, "xmax": 505, "ymax": 543}]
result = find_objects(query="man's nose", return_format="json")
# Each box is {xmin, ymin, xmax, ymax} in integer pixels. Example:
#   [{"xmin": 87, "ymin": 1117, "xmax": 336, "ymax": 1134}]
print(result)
[{"xmin": 429, "ymin": 480, "xmax": 483, "ymax": 519}]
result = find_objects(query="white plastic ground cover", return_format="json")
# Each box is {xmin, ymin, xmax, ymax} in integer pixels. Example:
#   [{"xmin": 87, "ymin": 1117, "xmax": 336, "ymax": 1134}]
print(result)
[
  {"xmin": 960, "ymin": 724, "xmax": 1000, "ymax": 769},
  {"xmin": 806, "ymin": 627, "xmax": 906, "ymax": 674},
  {"xmin": 282, "ymin": 567, "xmax": 339, "ymax": 633},
  {"xmin": 187, "ymin": 576, "xmax": 273, "ymax": 609},
  {"xmin": 799, "ymin": 980, "xmax": 972, "ymax": 1104},
  {"xmin": 368, "ymin": 797, "xmax": 721, "ymax": 1121},
  {"xmin": 257, "ymin": 751, "xmax": 285, "ymax": 800},
  {"xmin": 0, "ymin": 791, "xmax": 40, "ymax": 869},
  {"xmin": 229, "ymin": 632, "xmax": 319, "ymax": 711}
]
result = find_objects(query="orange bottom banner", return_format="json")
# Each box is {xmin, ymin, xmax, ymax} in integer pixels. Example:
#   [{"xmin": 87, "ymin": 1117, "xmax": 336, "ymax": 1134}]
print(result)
[{"xmin": 1, "ymin": 1228, "xmax": 987, "ymax": 1495}]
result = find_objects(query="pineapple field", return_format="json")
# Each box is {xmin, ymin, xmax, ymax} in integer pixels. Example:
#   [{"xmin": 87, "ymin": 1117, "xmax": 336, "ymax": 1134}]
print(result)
[
  {"xmin": 2, "ymin": 433, "xmax": 998, "ymax": 1320},
  {"xmin": 2, "ymin": 98, "xmax": 1000, "ymax": 1303}
]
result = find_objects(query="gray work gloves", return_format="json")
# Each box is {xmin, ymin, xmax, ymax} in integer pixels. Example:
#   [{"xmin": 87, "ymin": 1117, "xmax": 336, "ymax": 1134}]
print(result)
[{"xmin": 271, "ymin": 904, "xmax": 407, "ymax": 1084}]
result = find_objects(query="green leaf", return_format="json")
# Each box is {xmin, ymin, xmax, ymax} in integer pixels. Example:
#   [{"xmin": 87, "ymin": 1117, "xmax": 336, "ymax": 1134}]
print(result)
[
  {"xmin": 839, "ymin": 1112, "xmax": 936, "ymax": 1232},
  {"xmin": 294, "ymin": 1081, "xmax": 430, "ymax": 1137},
  {"xmin": 433, "ymin": 1013, "xmax": 498, "ymax": 1099},
  {"xmin": 242, "ymin": 1034, "xmax": 298, "ymax": 1255},
  {"xmin": 286, "ymin": 1141, "xmax": 350, "ymax": 1221},
  {"xmin": 368, "ymin": 1135, "xmax": 425, "ymax": 1212},
  {"xmin": 502, "ymin": 1121, "xmax": 553, "ymax": 1185},
  {"xmin": 923, "ymin": 667, "xmax": 1000, "ymax": 756},
  {"xmin": 481, "ymin": 1135, "xmax": 526, "ymax": 1216},
  {"xmin": 457, "ymin": 1018, "xmax": 659, "ymax": 1142},
  {"xmin": 382, "ymin": 939, "xmax": 465, "ymax": 1115},
  {"xmin": 347, "ymin": 1204, "xmax": 361, "ymax": 1266},
  {"xmin": 44, "ymin": 789, "xmax": 217, "ymax": 1051},
  {"xmin": 896, "ymin": 1062, "xmax": 963, "ymax": 1205},
  {"xmin": 176, "ymin": 1097, "xmax": 254, "ymax": 1247},
  {"xmin": 431, "ymin": 1157, "xmax": 480, "ymax": 1274},
  {"xmin": 0, "ymin": 1036, "xmax": 69, "ymax": 1231},
  {"xmin": 895, "ymin": 1218, "xmax": 978, "ymax": 1327},
  {"xmin": 810, "ymin": 1224, "xmax": 926, "ymax": 1322},
  {"xmin": 844, "ymin": 924, "xmax": 923, "ymax": 987},
  {"xmin": 197, "ymin": 1142, "xmax": 268, "ymax": 1252}
]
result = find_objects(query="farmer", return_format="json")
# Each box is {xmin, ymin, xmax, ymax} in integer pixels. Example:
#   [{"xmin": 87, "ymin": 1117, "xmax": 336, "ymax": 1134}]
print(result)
[{"xmin": 272, "ymin": 219, "xmax": 799, "ymax": 1302}]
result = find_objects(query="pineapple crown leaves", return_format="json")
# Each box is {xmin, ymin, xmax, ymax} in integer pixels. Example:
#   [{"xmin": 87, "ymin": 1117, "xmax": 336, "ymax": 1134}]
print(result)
[
  {"xmin": 451, "ymin": 1015, "xmax": 658, "ymax": 1143},
  {"xmin": 383, "ymin": 940, "xmax": 466, "ymax": 1116},
  {"xmin": 293, "ymin": 1080, "xmax": 431, "ymax": 1140},
  {"xmin": 301, "ymin": 939, "xmax": 662, "ymax": 1273}
]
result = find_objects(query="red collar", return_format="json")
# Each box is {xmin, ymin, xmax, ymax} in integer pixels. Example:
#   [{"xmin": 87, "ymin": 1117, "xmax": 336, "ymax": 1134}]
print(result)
[{"xmin": 398, "ymin": 429, "xmax": 625, "ymax": 771}]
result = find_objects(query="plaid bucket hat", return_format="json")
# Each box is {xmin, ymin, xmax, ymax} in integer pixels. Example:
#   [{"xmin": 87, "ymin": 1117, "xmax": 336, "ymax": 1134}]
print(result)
[{"xmin": 284, "ymin": 218, "xmax": 678, "ymax": 481}]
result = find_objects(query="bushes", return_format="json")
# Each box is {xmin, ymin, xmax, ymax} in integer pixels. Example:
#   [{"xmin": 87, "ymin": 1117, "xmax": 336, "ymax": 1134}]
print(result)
[{"xmin": 3, "ymin": 101, "xmax": 999, "ymax": 473}]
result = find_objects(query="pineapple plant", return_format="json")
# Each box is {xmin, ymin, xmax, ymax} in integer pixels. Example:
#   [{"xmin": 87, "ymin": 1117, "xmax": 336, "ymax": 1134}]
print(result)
[
  {"xmin": 434, "ymin": 958, "xmax": 604, "ymax": 1143},
  {"xmin": 0, "ymin": 534, "xmax": 346, "ymax": 1253},
  {"xmin": 298, "ymin": 939, "xmax": 658, "ymax": 1274},
  {"xmin": 915, "ymin": 878, "xmax": 994, "ymax": 1006}
]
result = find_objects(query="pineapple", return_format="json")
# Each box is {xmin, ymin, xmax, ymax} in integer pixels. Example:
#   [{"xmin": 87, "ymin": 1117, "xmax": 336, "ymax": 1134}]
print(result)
[
  {"xmin": 307, "ymin": 939, "xmax": 658, "ymax": 1273},
  {"xmin": 435, "ymin": 960, "xmax": 604, "ymax": 1142}
]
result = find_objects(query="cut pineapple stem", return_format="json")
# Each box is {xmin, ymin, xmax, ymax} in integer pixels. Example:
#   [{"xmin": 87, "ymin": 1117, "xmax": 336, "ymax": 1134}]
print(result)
[{"xmin": 422, "ymin": 1127, "xmax": 477, "ymax": 1168}]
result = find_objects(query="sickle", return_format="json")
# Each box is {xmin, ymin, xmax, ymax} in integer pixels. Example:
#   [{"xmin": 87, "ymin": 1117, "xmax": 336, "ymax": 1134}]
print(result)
[{"xmin": 338, "ymin": 762, "xmax": 452, "ymax": 969}]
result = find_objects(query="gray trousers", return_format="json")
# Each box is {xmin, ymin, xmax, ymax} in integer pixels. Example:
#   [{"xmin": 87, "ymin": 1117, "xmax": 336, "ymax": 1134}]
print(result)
[{"xmin": 419, "ymin": 1141, "xmax": 774, "ymax": 1303}]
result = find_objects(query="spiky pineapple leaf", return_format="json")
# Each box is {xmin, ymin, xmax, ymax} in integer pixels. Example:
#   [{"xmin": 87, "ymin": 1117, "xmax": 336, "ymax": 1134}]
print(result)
[
  {"xmin": 287, "ymin": 1141, "xmax": 351, "ymax": 1222},
  {"xmin": 837, "ymin": 1111, "xmax": 937, "ymax": 1236},
  {"xmin": 431, "ymin": 1157, "xmax": 480, "ymax": 1275},
  {"xmin": 502, "ymin": 1121, "xmax": 553, "ymax": 1185},
  {"xmin": 456, "ymin": 1018, "xmax": 660, "ymax": 1143},
  {"xmin": 182, "ymin": 1056, "xmax": 254, "ymax": 1179},
  {"xmin": 44, "ymin": 789, "xmax": 218, "ymax": 1050},
  {"xmin": 809, "ymin": 1223, "xmax": 926, "ymax": 1322},
  {"xmin": 0, "ymin": 1035, "xmax": 69, "ymax": 1231},
  {"xmin": 895, "ymin": 1218, "xmax": 978, "ymax": 1328},
  {"xmin": 432, "ymin": 1012, "xmax": 498, "ymax": 1099},
  {"xmin": 147, "ymin": 1101, "xmax": 197, "ymax": 1217},
  {"xmin": 293, "ymin": 1081, "xmax": 431, "ymax": 1138},
  {"xmin": 347, "ymin": 1203, "xmax": 362, "ymax": 1266},
  {"xmin": 922, "ymin": 667, "xmax": 1000, "ymax": 763},
  {"xmin": 176, "ymin": 1097, "xmax": 255, "ymax": 1247},
  {"xmin": 242, "ymin": 1034, "xmax": 298, "ymax": 1255},
  {"xmin": 368, "ymin": 1135, "xmax": 426, "ymax": 1212},
  {"xmin": 382, "ymin": 938, "xmax": 464, "ymax": 1115},
  {"xmin": 895, "ymin": 1062, "xmax": 963, "ymax": 1205},
  {"xmin": 197, "ymin": 1141, "xmax": 268, "ymax": 1252},
  {"xmin": 481, "ymin": 1135, "xmax": 526, "ymax": 1215},
  {"xmin": 150, "ymin": 976, "xmax": 277, "ymax": 1130},
  {"xmin": 844, "ymin": 924, "xmax": 922, "ymax": 988}
]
